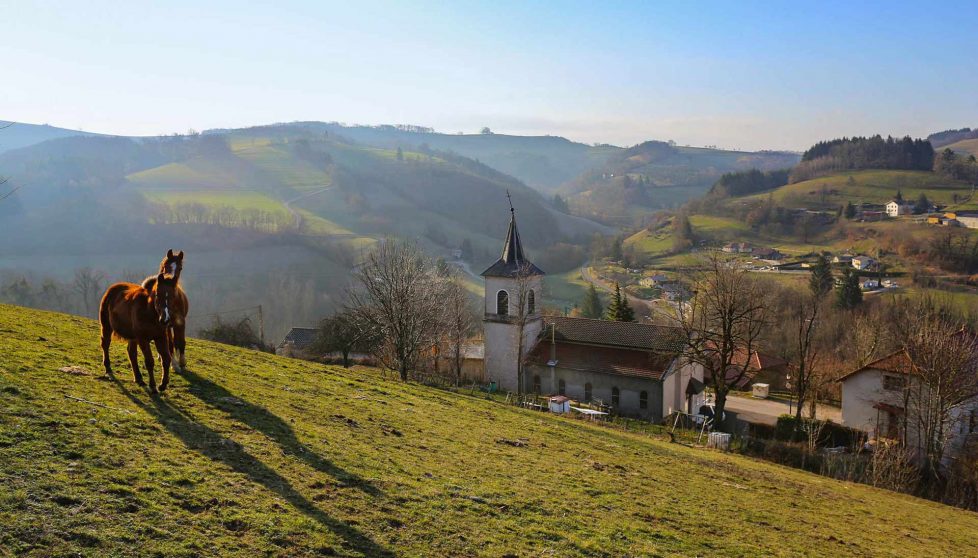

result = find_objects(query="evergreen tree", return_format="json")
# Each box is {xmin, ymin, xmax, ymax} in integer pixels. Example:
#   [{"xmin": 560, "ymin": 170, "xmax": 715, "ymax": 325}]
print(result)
[
  {"xmin": 914, "ymin": 193, "xmax": 931, "ymax": 214},
  {"xmin": 618, "ymin": 292, "xmax": 636, "ymax": 322},
  {"xmin": 809, "ymin": 254, "xmax": 833, "ymax": 297},
  {"xmin": 552, "ymin": 194, "xmax": 570, "ymax": 213},
  {"xmin": 605, "ymin": 282, "xmax": 635, "ymax": 322},
  {"xmin": 835, "ymin": 267, "xmax": 863, "ymax": 309},
  {"xmin": 396, "ymin": 147, "xmax": 404, "ymax": 161},
  {"xmin": 895, "ymin": 190, "xmax": 903, "ymax": 203},
  {"xmin": 844, "ymin": 201, "xmax": 857, "ymax": 219},
  {"xmin": 580, "ymin": 283, "xmax": 603, "ymax": 319},
  {"xmin": 605, "ymin": 282, "xmax": 623, "ymax": 320}
]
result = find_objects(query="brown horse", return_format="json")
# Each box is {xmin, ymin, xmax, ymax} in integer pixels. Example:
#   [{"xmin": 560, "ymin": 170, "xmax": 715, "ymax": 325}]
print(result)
[
  {"xmin": 141, "ymin": 250, "xmax": 190, "ymax": 371},
  {"xmin": 99, "ymin": 273, "xmax": 178, "ymax": 393}
]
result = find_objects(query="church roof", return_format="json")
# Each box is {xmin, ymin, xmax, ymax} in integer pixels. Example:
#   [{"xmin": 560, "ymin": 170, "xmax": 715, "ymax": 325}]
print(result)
[
  {"xmin": 526, "ymin": 340, "xmax": 675, "ymax": 381},
  {"xmin": 541, "ymin": 316, "xmax": 686, "ymax": 353},
  {"xmin": 481, "ymin": 208, "xmax": 544, "ymax": 278}
]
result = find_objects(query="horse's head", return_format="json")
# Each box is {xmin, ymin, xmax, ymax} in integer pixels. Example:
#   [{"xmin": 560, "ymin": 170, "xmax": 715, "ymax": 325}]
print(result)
[
  {"xmin": 152, "ymin": 273, "xmax": 177, "ymax": 326},
  {"xmin": 162, "ymin": 249, "xmax": 185, "ymax": 282}
]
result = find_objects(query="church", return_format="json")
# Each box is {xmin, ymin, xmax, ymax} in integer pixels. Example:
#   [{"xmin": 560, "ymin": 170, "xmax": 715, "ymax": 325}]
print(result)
[{"xmin": 481, "ymin": 205, "xmax": 705, "ymax": 423}]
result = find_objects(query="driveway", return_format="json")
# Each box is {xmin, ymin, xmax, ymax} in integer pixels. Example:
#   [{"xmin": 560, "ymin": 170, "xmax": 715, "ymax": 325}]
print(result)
[{"xmin": 725, "ymin": 394, "xmax": 841, "ymax": 426}]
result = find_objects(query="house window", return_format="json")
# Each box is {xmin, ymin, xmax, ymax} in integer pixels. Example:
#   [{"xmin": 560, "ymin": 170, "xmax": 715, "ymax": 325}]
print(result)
[
  {"xmin": 496, "ymin": 290, "xmax": 509, "ymax": 316},
  {"xmin": 532, "ymin": 375, "xmax": 541, "ymax": 394},
  {"xmin": 884, "ymin": 410, "xmax": 900, "ymax": 439},
  {"xmin": 882, "ymin": 374, "xmax": 906, "ymax": 391},
  {"xmin": 558, "ymin": 379, "xmax": 566, "ymax": 396},
  {"xmin": 611, "ymin": 387, "xmax": 620, "ymax": 407},
  {"xmin": 639, "ymin": 391, "xmax": 648, "ymax": 410},
  {"xmin": 584, "ymin": 383, "xmax": 592, "ymax": 402},
  {"xmin": 527, "ymin": 289, "xmax": 535, "ymax": 314}
]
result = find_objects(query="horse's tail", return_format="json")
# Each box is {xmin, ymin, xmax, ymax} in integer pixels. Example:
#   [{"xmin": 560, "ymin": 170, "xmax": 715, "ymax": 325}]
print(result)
[{"xmin": 98, "ymin": 288, "xmax": 112, "ymax": 330}]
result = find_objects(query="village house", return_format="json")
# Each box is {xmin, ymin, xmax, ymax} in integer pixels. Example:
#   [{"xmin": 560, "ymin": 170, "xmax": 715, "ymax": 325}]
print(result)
[
  {"xmin": 885, "ymin": 200, "xmax": 912, "ymax": 218},
  {"xmin": 832, "ymin": 254, "xmax": 853, "ymax": 265},
  {"xmin": 722, "ymin": 242, "xmax": 752, "ymax": 254},
  {"xmin": 851, "ymin": 255, "xmax": 876, "ymax": 271},
  {"xmin": 436, "ymin": 342, "xmax": 486, "ymax": 383},
  {"xmin": 705, "ymin": 348, "xmax": 790, "ymax": 392},
  {"xmin": 639, "ymin": 273, "xmax": 669, "ymax": 288},
  {"xmin": 481, "ymin": 204, "xmax": 704, "ymax": 421},
  {"xmin": 839, "ymin": 350, "xmax": 978, "ymax": 460},
  {"xmin": 752, "ymin": 247, "xmax": 783, "ymax": 261}
]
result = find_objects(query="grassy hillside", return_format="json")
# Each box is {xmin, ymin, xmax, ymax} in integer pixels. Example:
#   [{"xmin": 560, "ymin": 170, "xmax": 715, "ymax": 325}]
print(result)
[
  {"xmin": 947, "ymin": 138, "xmax": 978, "ymax": 158},
  {"xmin": 561, "ymin": 142, "xmax": 800, "ymax": 225},
  {"xmin": 745, "ymin": 170, "xmax": 972, "ymax": 209},
  {"xmin": 3, "ymin": 304, "xmax": 978, "ymax": 557}
]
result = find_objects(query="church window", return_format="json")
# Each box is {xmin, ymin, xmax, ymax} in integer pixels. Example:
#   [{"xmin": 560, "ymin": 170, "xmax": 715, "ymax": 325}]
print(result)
[
  {"xmin": 532, "ymin": 375, "xmax": 541, "ymax": 394},
  {"xmin": 558, "ymin": 379, "xmax": 566, "ymax": 396},
  {"xmin": 639, "ymin": 391, "xmax": 648, "ymax": 410},
  {"xmin": 611, "ymin": 387, "xmax": 620, "ymax": 407},
  {"xmin": 527, "ymin": 289, "xmax": 536, "ymax": 314},
  {"xmin": 496, "ymin": 290, "xmax": 509, "ymax": 316},
  {"xmin": 584, "ymin": 383, "xmax": 592, "ymax": 402}
]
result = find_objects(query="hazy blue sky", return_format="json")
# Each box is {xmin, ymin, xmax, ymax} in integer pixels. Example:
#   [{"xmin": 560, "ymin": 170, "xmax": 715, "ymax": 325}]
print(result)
[{"xmin": 3, "ymin": 1, "xmax": 977, "ymax": 150}]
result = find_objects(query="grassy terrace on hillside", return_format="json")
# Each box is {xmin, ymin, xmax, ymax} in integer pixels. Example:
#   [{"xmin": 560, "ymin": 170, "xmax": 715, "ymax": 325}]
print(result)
[
  {"xmin": 3, "ymin": 304, "xmax": 977, "ymax": 557},
  {"xmin": 743, "ymin": 170, "xmax": 972, "ymax": 209}
]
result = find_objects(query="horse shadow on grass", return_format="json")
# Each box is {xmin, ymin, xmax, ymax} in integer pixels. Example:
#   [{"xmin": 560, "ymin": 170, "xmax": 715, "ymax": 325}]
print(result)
[
  {"xmin": 174, "ymin": 367, "xmax": 382, "ymax": 497},
  {"xmin": 109, "ymin": 374, "xmax": 394, "ymax": 557}
]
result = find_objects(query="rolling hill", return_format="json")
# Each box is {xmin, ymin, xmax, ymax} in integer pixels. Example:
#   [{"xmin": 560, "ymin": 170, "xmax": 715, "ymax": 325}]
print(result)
[
  {"xmin": 0, "ymin": 125, "xmax": 608, "ymax": 340},
  {"xmin": 559, "ymin": 141, "xmax": 800, "ymax": 225},
  {"xmin": 2, "ymin": 303, "xmax": 977, "ymax": 556},
  {"xmin": 947, "ymin": 138, "xmax": 978, "ymax": 158},
  {"xmin": 0, "ymin": 121, "xmax": 101, "ymax": 154}
]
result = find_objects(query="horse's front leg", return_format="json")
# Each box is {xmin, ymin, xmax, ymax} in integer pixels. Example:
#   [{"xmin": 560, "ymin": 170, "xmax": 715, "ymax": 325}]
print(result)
[
  {"xmin": 173, "ymin": 324, "xmax": 187, "ymax": 371},
  {"xmin": 138, "ymin": 340, "xmax": 157, "ymax": 394},
  {"xmin": 127, "ymin": 341, "xmax": 144, "ymax": 386},
  {"xmin": 155, "ymin": 335, "xmax": 172, "ymax": 393}
]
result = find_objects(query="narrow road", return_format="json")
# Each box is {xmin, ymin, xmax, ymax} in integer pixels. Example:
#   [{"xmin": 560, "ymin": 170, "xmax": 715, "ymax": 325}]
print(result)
[
  {"xmin": 725, "ymin": 394, "xmax": 841, "ymax": 426},
  {"xmin": 283, "ymin": 186, "xmax": 333, "ymax": 229}
]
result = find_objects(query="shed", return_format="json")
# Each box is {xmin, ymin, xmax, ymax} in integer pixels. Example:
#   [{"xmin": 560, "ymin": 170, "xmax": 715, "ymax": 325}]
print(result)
[{"xmin": 549, "ymin": 395, "xmax": 571, "ymax": 414}]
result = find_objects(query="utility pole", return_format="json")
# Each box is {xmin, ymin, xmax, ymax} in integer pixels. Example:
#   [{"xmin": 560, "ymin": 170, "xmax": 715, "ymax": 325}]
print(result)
[{"xmin": 257, "ymin": 305, "xmax": 265, "ymax": 348}]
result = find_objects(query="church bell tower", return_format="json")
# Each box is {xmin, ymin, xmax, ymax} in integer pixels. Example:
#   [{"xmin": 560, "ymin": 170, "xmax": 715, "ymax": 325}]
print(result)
[{"xmin": 481, "ymin": 194, "xmax": 545, "ymax": 393}]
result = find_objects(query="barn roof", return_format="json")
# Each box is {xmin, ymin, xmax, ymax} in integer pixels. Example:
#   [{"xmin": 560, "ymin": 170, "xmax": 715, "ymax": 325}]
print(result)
[{"xmin": 279, "ymin": 327, "xmax": 319, "ymax": 350}]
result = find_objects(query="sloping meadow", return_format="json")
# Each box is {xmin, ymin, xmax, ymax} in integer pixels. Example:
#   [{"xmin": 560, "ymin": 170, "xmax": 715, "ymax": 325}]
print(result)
[{"xmin": 1, "ymin": 303, "xmax": 976, "ymax": 557}]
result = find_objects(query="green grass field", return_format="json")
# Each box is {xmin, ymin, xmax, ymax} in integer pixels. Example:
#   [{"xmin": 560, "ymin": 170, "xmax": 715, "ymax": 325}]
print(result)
[
  {"xmin": 142, "ymin": 190, "xmax": 289, "ymax": 214},
  {"xmin": 744, "ymin": 170, "xmax": 972, "ymax": 209},
  {"xmin": 4, "ymin": 304, "xmax": 978, "ymax": 556},
  {"xmin": 947, "ymin": 138, "xmax": 978, "ymax": 157}
]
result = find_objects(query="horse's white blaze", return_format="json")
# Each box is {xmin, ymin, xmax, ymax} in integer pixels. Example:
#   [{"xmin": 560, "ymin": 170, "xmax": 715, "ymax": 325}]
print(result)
[{"xmin": 163, "ymin": 307, "xmax": 170, "ymax": 322}]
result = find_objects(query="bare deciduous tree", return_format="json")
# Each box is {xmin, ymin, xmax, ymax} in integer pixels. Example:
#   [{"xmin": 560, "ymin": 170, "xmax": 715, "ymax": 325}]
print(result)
[
  {"xmin": 72, "ymin": 267, "xmax": 107, "ymax": 317},
  {"xmin": 676, "ymin": 253, "xmax": 768, "ymax": 431},
  {"xmin": 511, "ymin": 262, "xmax": 540, "ymax": 394},
  {"xmin": 898, "ymin": 298, "xmax": 978, "ymax": 481},
  {"xmin": 350, "ymin": 238, "xmax": 450, "ymax": 381},
  {"xmin": 441, "ymin": 270, "xmax": 477, "ymax": 386},
  {"xmin": 314, "ymin": 309, "xmax": 378, "ymax": 367}
]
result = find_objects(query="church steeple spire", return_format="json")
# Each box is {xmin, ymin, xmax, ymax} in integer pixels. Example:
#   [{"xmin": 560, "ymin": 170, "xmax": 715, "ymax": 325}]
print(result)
[{"xmin": 481, "ymin": 192, "xmax": 544, "ymax": 278}]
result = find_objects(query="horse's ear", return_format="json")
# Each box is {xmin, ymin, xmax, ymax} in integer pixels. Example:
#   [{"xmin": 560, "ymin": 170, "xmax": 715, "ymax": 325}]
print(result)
[
  {"xmin": 167, "ymin": 249, "xmax": 174, "ymax": 258},
  {"xmin": 177, "ymin": 251, "xmax": 184, "ymax": 261}
]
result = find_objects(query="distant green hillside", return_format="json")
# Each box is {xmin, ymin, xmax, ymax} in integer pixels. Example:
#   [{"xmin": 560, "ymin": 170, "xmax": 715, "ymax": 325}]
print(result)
[
  {"xmin": 0, "ymin": 121, "xmax": 100, "ymax": 154},
  {"xmin": 947, "ymin": 138, "xmax": 978, "ymax": 158},
  {"xmin": 560, "ymin": 141, "xmax": 800, "ymax": 225},
  {"xmin": 742, "ymin": 170, "xmax": 972, "ymax": 209},
  {"xmin": 3, "ymin": 303, "xmax": 977, "ymax": 557}
]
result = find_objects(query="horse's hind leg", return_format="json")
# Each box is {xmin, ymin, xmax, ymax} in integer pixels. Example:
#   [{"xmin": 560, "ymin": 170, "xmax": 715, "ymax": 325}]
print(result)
[
  {"xmin": 139, "ymin": 340, "xmax": 157, "ymax": 394},
  {"xmin": 100, "ymin": 324, "xmax": 113, "ymax": 375},
  {"xmin": 173, "ymin": 324, "xmax": 187, "ymax": 371},
  {"xmin": 155, "ymin": 336, "xmax": 172, "ymax": 393},
  {"xmin": 127, "ymin": 341, "xmax": 144, "ymax": 386}
]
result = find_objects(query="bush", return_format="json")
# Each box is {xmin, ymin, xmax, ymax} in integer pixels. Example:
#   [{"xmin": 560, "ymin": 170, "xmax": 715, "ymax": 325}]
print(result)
[{"xmin": 774, "ymin": 415, "xmax": 864, "ymax": 447}]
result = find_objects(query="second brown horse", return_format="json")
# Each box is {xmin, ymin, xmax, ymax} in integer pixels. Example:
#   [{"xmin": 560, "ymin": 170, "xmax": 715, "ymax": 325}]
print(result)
[
  {"xmin": 141, "ymin": 249, "xmax": 190, "ymax": 372},
  {"xmin": 99, "ymin": 273, "xmax": 180, "ymax": 393}
]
